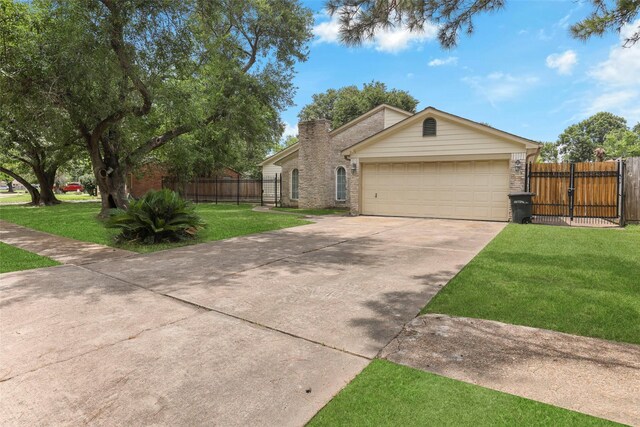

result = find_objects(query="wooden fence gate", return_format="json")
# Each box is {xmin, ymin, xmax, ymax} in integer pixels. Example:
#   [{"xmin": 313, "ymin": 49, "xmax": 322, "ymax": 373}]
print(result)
[{"xmin": 525, "ymin": 161, "xmax": 625, "ymax": 224}]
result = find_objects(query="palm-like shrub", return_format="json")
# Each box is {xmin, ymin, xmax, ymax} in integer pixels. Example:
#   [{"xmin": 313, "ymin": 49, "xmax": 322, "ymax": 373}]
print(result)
[{"xmin": 107, "ymin": 189, "xmax": 205, "ymax": 244}]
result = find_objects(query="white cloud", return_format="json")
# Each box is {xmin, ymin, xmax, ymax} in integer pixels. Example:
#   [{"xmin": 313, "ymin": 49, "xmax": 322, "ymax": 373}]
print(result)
[
  {"xmin": 577, "ymin": 20, "xmax": 640, "ymax": 123},
  {"xmin": 588, "ymin": 20, "xmax": 640, "ymax": 87},
  {"xmin": 462, "ymin": 72, "xmax": 539, "ymax": 106},
  {"xmin": 313, "ymin": 11, "xmax": 438, "ymax": 54},
  {"xmin": 313, "ymin": 14, "xmax": 341, "ymax": 44},
  {"xmin": 282, "ymin": 122, "xmax": 298, "ymax": 138},
  {"xmin": 406, "ymin": 72, "xmax": 415, "ymax": 79},
  {"xmin": 428, "ymin": 56, "xmax": 458, "ymax": 67},
  {"xmin": 546, "ymin": 50, "xmax": 578, "ymax": 75}
]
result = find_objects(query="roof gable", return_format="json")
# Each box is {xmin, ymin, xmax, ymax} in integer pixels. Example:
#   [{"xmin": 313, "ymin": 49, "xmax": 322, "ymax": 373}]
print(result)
[
  {"xmin": 259, "ymin": 142, "xmax": 299, "ymax": 166},
  {"xmin": 342, "ymin": 107, "xmax": 540, "ymax": 156},
  {"xmin": 329, "ymin": 104, "xmax": 413, "ymax": 137}
]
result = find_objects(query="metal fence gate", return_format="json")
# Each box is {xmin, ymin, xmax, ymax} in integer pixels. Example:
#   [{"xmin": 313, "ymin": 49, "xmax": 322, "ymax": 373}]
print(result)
[
  {"xmin": 525, "ymin": 161, "xmax": 625, "ymax": 224},
  {"xmin": 162, "ymin": 174, "xmax": 282, "ymax": 206}
]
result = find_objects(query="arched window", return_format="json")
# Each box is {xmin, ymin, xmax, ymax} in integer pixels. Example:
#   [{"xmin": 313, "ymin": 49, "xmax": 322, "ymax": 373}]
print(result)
[
  {"xmin": 291, "ymin": 169, "xmax": 299, "ymax": 200},
  {"xmin": 336, "ymin": 166, "xmax": 347, "ymax": 201},
  {"xmin": 423, "ymin": 118, "xmax": 437, "ymax": 136}
]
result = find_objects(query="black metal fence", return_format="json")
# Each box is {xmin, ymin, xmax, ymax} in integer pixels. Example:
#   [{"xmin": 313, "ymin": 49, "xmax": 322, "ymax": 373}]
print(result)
[
  {"xmin": 162, "ymin": 174, "xmax": 282, "ymax": 206},
  {"xmin": 525, "ymin": 161, "xmax": 625, "ymax": 225}
]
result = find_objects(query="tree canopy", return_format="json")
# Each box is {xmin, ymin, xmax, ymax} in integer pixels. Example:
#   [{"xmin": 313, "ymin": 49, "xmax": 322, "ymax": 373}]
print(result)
[
  {"xmin": 325, "ymin": 0, "xmax": 639, "ymax": 48},
  {"xmin": 299, "ymin": 81, "xmax": 418, "ymax": 129},
  {"xmin": 0, "ymin": 0, "xmax": 313, "ymax": 213},
  {"xmin": 556, "ymin": 112, "xmax": 629, "ymax": 162}
]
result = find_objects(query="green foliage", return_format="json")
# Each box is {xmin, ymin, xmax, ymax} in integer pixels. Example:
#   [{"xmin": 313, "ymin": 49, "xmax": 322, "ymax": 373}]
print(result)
[
  {"xmin": 299, "ymin": 81, "xmax": 418, "ymax": 129},
  {"xmin": 538, "ymin": 142, "xmax": 559, "ymax": 163},
  {"xmin": 0, "ymin": 0, "xmax": 314, "ymax": 210},
  {"xmin": 107, "ymin": 190, "xmax": 205, "ymax": 244},
  {"xmin": 556, "ymin": 112, "xmax": 628, "ymax": 162},
  {"xmin": 571, "ymin": 2, "xmax": 639, "ymax": 46},
  {"xmin": 603, "ymin": 128, "xmax": 640, "ymax": 158},
  {"xmin": 326, "ymin": 0, "xmax": 638, "ymax": 48}
]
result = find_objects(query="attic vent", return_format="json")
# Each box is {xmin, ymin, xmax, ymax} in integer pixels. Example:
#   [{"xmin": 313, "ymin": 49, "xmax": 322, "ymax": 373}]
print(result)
[{"xmin": 422, "ymin": 118, "xmax": 437, "ymax": 137}]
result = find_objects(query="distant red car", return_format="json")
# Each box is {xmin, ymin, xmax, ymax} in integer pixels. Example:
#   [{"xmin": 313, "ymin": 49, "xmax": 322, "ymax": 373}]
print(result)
[{"xmin": 60, "ymin": 182, "xmax": 84, "ymax": 193}]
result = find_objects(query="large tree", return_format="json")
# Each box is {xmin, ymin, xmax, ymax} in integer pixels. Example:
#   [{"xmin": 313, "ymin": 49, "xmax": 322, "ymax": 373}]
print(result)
[
  {"xmin": 1, "ymin": 0, "xmax": 312, "ymax": 214},
  {"xmin": 603, "ymin": 127, "xmax": 640, "ymax": 158},
  {"xmin": 299, "ymin": 81, "xmax": 418, "ymax": 129},
  {"xmin": 556, "ymin": 112, "xmax": 628, "ymax": 162},
  {"xmin": 325, "ymin": 0, "xmax": 639, "ymax": 48}
]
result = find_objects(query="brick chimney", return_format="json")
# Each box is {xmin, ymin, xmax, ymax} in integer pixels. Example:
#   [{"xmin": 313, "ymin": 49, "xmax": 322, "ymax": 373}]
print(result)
[{"xmin": 297, "ymin": 119, "xmax": 332, "ymax": 209}]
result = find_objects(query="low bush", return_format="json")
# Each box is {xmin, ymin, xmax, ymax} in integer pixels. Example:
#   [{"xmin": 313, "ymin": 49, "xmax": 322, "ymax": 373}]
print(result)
[{"xmin": 107, "ymin": 189, "xmax": 205, "ymax": 244}]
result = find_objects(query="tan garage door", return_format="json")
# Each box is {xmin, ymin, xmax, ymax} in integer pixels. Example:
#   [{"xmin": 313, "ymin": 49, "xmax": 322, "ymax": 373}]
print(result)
[{"xmin": 361, "ymin": 160, "xmax": 510, "ymax": 221}]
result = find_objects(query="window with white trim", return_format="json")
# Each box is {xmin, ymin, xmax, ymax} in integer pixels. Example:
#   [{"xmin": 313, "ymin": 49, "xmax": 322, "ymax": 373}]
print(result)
[
  {"xmin": 291, "ymin": 169, "xmax": 299, "ymax": 200},
  {"xmin": 336, "ymin": 166, "xmax": 347, "ymax": 201}
]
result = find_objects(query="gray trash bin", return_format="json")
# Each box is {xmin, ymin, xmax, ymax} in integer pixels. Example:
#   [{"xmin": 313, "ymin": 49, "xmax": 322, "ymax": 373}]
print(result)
[{"xmin": 508, "ymin": 192, "xmax": 535, "ymax": 224}]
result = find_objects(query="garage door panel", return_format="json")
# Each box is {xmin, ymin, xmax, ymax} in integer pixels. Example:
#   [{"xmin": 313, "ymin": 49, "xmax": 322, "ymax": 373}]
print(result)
[{"xmin": 362, "ymin": 160, "xmax": 509, "ymax": 221}]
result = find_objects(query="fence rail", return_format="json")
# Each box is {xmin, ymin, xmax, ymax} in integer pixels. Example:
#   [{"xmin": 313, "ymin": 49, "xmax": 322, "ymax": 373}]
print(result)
[
  {"xmin": 162, "ymin": 174, "xmax": 282, "ymax": 206},
  {"xmin": 526, "ymin": 161, "xmax": 623, "ymax": 224}
]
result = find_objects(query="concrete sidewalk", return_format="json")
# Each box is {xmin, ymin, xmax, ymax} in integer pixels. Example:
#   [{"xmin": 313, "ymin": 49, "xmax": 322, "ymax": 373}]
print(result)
[
  {"xmin": 381, "ymin": 314, "xmax": 640, "ymax": 426},
  {"xmin": 0, "ymin": 220, "xmax": 133, "ymax": 265}
]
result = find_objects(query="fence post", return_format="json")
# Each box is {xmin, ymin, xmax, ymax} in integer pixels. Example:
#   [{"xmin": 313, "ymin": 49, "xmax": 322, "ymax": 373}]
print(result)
[
  {"xmin": 236, "ymin": 177, "xmax": 240, "ymax": 205},
  {"xmin": 274, "ymin": 174, "xmax": 278, "ymax": 207},
  {"xmin": 195, "ymin": 178, "xmax": 199, "ymax": 204},
  {"xmin": 620, "ymin": 160, "xmax": 626, "ymax": 226},
  {"xmin": 215, "ymin": 177, "xmax": 218, "ymax": 204},
  {"xmin": 279, "ymin": 173, "xmax": 282, "ymax": 207},
  {"xmin": 260, "ymin": 173, "xmax": 264, "ymax": 206}
]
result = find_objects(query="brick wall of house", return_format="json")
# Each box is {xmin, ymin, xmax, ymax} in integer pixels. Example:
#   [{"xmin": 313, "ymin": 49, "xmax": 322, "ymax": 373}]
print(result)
[
  {"xmin": 298, "ymin": 120, "xmax": 332, "ymax": 209},
  {"xmin": 279, "ymin": 155, "xmax": 299, "ymax": 208},
  {"xmin": 508, "ymin": 152, "xmax": 527, "ymax": 220},
  {"xmin": 128, "ymin": 164, "xmax": 167, "ymax": 198},
  {"xmin": 297, "ymin": 111, "xmax": 385, "ymax": 210}
]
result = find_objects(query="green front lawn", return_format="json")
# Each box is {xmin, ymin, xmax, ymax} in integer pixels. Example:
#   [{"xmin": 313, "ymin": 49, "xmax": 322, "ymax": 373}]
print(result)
[
  {"xmin": 0, "ymin": 242, "xmax": 60, "ymax": 273},
  {"xmin": 423, "ymin": 224, "xmax": 640, "ymax": 345},
  {"xmin": 309, "ymin": 360, "xmax": 615, "ymax": 426},
  {"xmin": 0, "ymin": 193, "xmax": 99, "ymax": 204},
  {"xmin": 272, "ymin": 207, "xmax": 349, "ymax": 216},
  {"xmin": 0, "ymin": 202, "xmax": 311, "ymax": 253}
]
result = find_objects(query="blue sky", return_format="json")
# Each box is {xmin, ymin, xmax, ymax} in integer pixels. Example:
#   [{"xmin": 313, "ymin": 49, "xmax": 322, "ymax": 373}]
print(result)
[{"xmin": 281, "ymin": 1, "xmax": 640, "ymax": 142}]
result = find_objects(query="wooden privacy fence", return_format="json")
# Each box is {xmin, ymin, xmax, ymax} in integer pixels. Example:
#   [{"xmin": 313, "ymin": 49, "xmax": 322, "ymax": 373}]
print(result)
[
  {"xmin": 162, "ymin": 175, "xmax": 282, "ymax": 206},
  {"xmin": 526, "ymin": 161, "xmax": 624, "ymax": 223},
  {"xmin": 624, "ymin": 157, "xmax": 640, "ymax": 224}
]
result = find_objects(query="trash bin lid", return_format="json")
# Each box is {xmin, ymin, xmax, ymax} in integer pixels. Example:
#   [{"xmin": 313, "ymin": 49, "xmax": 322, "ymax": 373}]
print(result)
[{"xmin": 508, "ymin": 192, "xmax": 536, "ymax": 197}]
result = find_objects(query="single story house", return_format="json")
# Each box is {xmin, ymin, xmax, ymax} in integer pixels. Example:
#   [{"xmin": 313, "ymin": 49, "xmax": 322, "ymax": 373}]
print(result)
[{"xmin": 261, "ymin": 104, "xmax": 540, "ymax": 221}]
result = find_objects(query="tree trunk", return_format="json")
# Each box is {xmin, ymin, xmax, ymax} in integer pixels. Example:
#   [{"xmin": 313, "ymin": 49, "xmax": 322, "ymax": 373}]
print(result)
[
  {"xmin": 7, "ymin": 182, "xmax": 14, "ymax": 193},
  {"xmin": 94, "ymin": 160, "xmax": 129, "ymax": 216},
  {"xmin": 33, "ymin": 167, "xmax": 60, "ymax": 206},
  {"xmin": 0, "ymin": 166, "xmax": 40, "ymax": 205}
]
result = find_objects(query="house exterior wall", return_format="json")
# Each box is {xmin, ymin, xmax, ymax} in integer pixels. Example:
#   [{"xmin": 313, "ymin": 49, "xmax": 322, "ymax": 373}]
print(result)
[
  {"xmin": 383, "ymin": 108, "xmax": 410, "ymax": 128},
  {"xmin": 352, "ymin": 116, "xmax": 525, "ymax": 159},
  {"xmin": 262, "ymin": 163, "xmax": 282, "ymax": 178},
  {"xmin": 279, "ymin": 155, "xmax": 299, "ymax": 208},
  {"xmin": 508, "ymin": 152, "xmax": 527, "ymax": 220},
  {"xmin": 297, "ymin": 110, "xmax": 386, "ymax": 209},
  {"xmin": 128, "ymin": 164, "xmax": 167, "ymax": 198}
]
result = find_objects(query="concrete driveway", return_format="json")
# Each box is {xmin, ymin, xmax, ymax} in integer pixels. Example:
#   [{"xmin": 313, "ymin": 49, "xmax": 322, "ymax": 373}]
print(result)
[{"xmin": 0, "ymin": 216, "xmax": 504, "ymax": 426}]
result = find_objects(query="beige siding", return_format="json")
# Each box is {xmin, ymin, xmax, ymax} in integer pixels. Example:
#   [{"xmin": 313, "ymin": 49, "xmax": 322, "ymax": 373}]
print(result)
[
  {"xmin": 262, "ymin": 163, "xmax": 282, "ymax": 177},
  {"xmin": 383, "ymin": 108, "xmax": 410, "ymax": 129},
  {"xmin": 355, "ymin": 116, "xmax": 525, "ymax": 159},
  {"xmin": 361, "ymin": 160, "xmax": 510, "ymax": 221}
]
